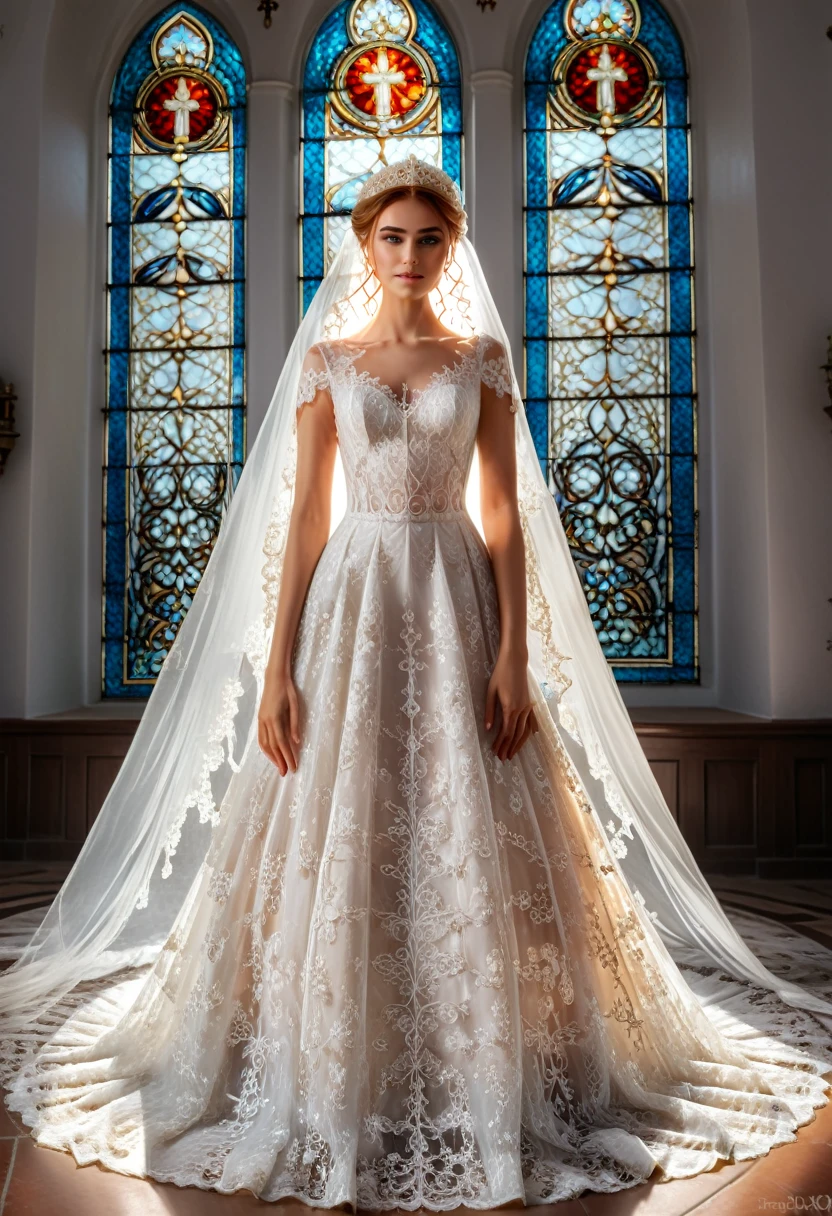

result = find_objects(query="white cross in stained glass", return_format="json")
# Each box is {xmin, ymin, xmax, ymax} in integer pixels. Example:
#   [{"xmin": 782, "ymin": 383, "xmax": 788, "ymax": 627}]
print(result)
[
  {"xmin": 164, "ymin": 76, "xmax": 200, "ymax": 139},
  {"xmin": 586, "ymin": 44, "xmax": 628, "ymax": 115},
  {"xmin": 360, "ymin": 46, "xmax": 406, "ymax": 120}
]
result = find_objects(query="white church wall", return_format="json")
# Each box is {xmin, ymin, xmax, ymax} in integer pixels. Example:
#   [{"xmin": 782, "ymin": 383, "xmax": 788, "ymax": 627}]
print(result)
[
  {"xmin": 26, "ymin": 0, "xmax": 98, "ymax": 717},
  {"xmin": 747, "ymin": 0, "xmax": 832, "ymax": 718},
  {"xmin": 0, "ymin": 0, "xmax": 52, "ymax": 717},
  {"xmin": 0, "ymin": 0, "xmax": 827, "ymax": 719}
]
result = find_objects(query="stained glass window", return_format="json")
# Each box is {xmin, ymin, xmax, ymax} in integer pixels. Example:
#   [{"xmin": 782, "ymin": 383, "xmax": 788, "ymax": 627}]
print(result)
[
  {"xmin": 301, "ymin": 0, "xmax": 462, "ymax": 308},
  {"xmin": 104, "ymin": 5, "xmax": 246, "ymax": 697},
  {"xmin": 525, "ymin": 0, "xmax": 697, "ymax": 682}
]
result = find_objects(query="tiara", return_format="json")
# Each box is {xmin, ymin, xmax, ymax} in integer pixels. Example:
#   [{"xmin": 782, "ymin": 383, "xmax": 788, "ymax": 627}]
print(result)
[{"xmin": 356, "ymin": 154, "xmax": 466, "ymax": 221}]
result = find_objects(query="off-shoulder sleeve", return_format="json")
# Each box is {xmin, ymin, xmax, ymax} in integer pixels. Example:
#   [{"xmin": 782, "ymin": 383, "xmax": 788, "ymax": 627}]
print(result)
[
  {"xmin": 295, "ymin": 343, "xmax": 331, "ymax": 413},
  {"xmin": 479, "ymin": 335, "xmax": 517, "ymax": 413}
]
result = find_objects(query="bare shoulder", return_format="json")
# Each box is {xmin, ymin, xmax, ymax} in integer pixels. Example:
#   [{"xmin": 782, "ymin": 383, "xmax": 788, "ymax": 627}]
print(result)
[
  {"xmin": 301, "ymin": 341, "xmax": 327, "ymax": 367},
  {"xmin": 297, "ymin": 344, "xmax": 334, "ymax": 389}
]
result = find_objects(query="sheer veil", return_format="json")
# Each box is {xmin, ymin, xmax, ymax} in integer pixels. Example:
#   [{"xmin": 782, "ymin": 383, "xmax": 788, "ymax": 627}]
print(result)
[{"xmin": 3, "ymin": 201, "xmax": 832, "ymax": 1048}]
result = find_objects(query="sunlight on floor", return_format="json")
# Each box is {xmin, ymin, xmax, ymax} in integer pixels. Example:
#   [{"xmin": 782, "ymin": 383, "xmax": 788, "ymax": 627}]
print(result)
[{"xmin": 1, "ymin": 870, "xmax": 831, "ymax": 1216}]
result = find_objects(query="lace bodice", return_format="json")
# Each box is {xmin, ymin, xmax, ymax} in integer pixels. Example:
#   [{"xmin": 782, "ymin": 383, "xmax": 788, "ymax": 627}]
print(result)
[{"xmin": 295, "ymin": 333, "xmax": 515, "ymax": 520}]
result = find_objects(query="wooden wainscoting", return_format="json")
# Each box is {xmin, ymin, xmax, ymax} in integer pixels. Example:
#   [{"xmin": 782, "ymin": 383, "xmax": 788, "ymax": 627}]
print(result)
[
  {"xmin": 1, "ymin": 714, "xmax": 831, "ymax": 876},
  {"xmin": 0, "ymin": 719, "xmax": 137, "ymax": 862},
  {"xmin": 633, "ymin": 716, "xmax": 832, "ymax": 878}
]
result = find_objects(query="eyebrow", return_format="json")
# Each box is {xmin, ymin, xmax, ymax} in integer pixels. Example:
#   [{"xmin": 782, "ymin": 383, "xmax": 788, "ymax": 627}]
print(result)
[{"xmin": 378, "ymin": 225, "xmax": 444, "ymax": 234}]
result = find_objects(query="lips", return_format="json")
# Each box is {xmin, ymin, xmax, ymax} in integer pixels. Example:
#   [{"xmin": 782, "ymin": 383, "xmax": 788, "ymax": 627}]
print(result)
[{"xmin": 396, "ymin": 273, "xmax": 423, "ymax": 280}]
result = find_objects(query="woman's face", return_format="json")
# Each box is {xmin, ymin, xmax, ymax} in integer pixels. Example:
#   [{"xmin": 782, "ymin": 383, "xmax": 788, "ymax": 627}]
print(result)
[{"xmin": 366, "ymin": 194, "xmax": 451, "ymax": 301}]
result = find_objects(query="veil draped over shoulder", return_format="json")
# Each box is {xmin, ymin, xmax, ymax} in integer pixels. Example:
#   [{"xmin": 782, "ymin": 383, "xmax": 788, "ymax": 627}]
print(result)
[{"xmin": 2, "ymin": 214, "xmax": 832, "ymax": 1048}]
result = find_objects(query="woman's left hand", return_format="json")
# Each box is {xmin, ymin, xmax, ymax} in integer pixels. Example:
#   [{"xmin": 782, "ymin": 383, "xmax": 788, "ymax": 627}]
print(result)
[{"xmin": 485, "ymin": 649, "xmax": 540, "ymax": 762}]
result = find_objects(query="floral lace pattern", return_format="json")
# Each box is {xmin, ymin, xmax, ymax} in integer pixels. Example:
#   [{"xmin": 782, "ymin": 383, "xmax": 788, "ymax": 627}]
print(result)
[
  {"xmin": 4, "ymin": 336, "xmax": 832, "ymax": 1210},
  {"xmin": 300, "ymin": 335, "xmax": 492, "ymax": 521},
  {"xmin": 479, "ymin": 337, "xmax": 516, "ymax": 410},
  {"xmin": 296, "ymin": 362, "xmax": 331, "ymax": 412}
]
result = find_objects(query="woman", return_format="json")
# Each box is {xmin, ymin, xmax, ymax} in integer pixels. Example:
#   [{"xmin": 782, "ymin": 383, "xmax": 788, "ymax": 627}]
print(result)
[{"xmin": 1, "ymin": 156, "xmax": 831, "ymax": 1209}]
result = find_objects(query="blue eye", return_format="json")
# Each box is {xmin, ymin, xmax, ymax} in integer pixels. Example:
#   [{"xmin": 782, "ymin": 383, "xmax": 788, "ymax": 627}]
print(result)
[{"xmin": 382, "ymin": 234, "xmax": 440, "ymax": 245}]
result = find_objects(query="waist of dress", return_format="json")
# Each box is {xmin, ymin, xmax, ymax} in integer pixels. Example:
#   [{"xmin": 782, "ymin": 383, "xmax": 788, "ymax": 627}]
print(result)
[{"xmin": 343, "ymin": 506, "xmax": 470, "ymax": 523}]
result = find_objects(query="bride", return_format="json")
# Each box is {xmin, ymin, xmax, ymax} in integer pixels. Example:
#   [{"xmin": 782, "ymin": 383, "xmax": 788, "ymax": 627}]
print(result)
[{"xmin": 1, "ymin": 155, "xmax": 831, "ymax": 1209}]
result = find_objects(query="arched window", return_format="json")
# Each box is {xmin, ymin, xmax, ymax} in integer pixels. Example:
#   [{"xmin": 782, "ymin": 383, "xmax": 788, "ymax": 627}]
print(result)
[
  {"xmin": 301, "ymin": 0, "xmax": 462, "ymax": 306},
  {"xmin": 104, "ymin": 5, "xmax": 246, "ymax": 697},
  {"xmin": 524, "ymin": 0, "xmax": 697, "ymax": 683}
]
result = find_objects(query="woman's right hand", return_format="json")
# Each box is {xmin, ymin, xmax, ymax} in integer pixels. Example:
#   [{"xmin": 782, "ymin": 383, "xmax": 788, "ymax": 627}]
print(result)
[{"xmin": 258, "ymin": 671, "xmax": 301, "ymax": 775}]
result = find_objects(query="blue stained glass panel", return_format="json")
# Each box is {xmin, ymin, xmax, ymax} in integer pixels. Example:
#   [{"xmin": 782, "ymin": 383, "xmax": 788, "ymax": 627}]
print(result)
[
  {"xmin": 103, "ymin": 3, "xmax": 247, "ymax": 697},
  {"xmin": 638, "ymin": 0, "xmax": 686, "ymax": 76},
  {"xmin": 526, "ymin": 341, "xmax": 549, "ymax": 403},
  {"xmin": 524, "ymin": 0, "xmax": 698, "ymax": 682},
  {"xmin": 665, "ymin": 79, "xmax": 688, "ymax": 128},
  {"xmin": 670, "ymin": 395, "xmax": 695, "ymax": 454},
  {"xmin": 525, "ymin": 275, "xmax": 549, "ymax": 338},
  {"xmin": 669, "ymin": 270, "xmax": 692, "ymax": 328},
  {"xmin": 667, "ymin": 202, "xmax": 691, "ymax": 266}
]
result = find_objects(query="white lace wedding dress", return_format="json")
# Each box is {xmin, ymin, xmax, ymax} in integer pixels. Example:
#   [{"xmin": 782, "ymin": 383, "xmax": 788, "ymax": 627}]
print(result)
[{"xmin": 4, "ymin": 331, "xmax": 832, "ymax": 1209}]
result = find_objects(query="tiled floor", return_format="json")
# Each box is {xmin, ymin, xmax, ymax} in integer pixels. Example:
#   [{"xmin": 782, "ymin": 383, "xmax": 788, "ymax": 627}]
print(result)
[
  {"xmin": 0, "ymin": 863, "xmax": 70, "ymax": 925},
  {"xmin": 2, "ymin": 865, "xmax": 832, "ymax": 1215}
]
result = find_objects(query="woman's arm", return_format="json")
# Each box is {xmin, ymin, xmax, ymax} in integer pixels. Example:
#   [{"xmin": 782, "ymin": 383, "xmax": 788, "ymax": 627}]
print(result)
[
  {"xmin": 258, "ymin": 345, "xmax": 338, "ymax": 776},
  {"xmin": 476, "ymin": 341, "xmax": 539, "ymax": 762}
]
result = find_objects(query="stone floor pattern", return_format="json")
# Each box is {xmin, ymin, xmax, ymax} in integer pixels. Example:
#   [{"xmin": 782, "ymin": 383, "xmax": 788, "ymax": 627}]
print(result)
[{"xmin": 1, "ymin": 863, "xmax": 831, "ymax": 1216}]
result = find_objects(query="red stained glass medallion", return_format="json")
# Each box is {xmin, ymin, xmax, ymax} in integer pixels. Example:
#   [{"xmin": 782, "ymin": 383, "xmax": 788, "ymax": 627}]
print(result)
[
  {"xmin": 565, "ymin": 42, "xmax": 649, "ymax": 117},
  {"xmin": 344, "ymin": 45, "xmax": 426, "ymax": 120},
  {"xmin": 143, "ymin": 73, "xmax": 218, "ymax": 145}
]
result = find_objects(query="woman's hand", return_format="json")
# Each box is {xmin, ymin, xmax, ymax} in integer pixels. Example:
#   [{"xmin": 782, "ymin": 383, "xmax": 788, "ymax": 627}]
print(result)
[
  {"xmin": 258, "ymin": 671, "xmax": 301, "ymax": 775},
  {"xmin": 485, "ymin": 649, "xmax": 540, "ymax": 763}
]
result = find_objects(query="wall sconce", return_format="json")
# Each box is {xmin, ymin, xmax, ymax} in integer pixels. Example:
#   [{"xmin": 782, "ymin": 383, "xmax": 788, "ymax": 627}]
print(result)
[
  {"xmin": 0, "ymin": 381, "xmax": 19, "ymax": 474},
  {"xmin": 258, "ymin": 0, "xmax": 279, "ymax": 27}
]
